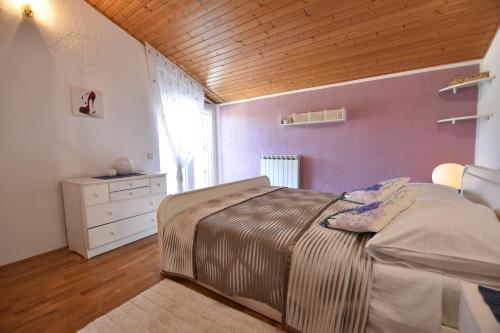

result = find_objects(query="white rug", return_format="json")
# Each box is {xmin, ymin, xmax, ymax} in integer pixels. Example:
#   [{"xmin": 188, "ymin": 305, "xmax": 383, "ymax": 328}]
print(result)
[{"xmin": 79, "ymin": 279, "xmax": 284, "ymax": 333}]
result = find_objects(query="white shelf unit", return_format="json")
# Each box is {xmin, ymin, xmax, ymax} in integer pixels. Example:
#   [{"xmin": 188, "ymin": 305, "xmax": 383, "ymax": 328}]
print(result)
[
  {"xmin": 280, "ymin": 107, "xmax": 346, "ymax": 126},
  {"xmin": 437, "ymin": 113, "xmax": 493, "ymax": 125},
  {"xmin": 438, "ymin": 75, "xmax": 495, "ymax": 94}
]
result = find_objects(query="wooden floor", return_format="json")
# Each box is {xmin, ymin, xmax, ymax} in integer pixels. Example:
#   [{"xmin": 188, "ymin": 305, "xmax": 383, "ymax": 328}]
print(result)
[{"xmin": 0, "ymin": 235, "xmax": 283, "ymax": 333}]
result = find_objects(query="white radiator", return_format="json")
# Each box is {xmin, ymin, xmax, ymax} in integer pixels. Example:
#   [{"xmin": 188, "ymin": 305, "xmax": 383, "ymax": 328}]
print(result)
[{"xmin": 260, "ymin": 155, "xmax": 300, "ymax": 188}]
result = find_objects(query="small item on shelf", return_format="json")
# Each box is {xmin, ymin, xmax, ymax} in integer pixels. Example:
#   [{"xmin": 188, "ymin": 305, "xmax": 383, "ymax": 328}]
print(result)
[
  {"xmin": 448, "ymin": 71, "xmax": 490, "ymax": 87},
  {"xmin": 467, "ymin": 71, "xmax": 490, "ymax": 81},
  {"xmin": 105, "ymin": 168, "xmax": 117, "ymax": 177},
  {"xmin": 281, "ymin": 114, "xmax": 294, "ymax": 124},
  {"xmin": 449, "ymin": 75, "xmax": 465, "ymax": 86}
]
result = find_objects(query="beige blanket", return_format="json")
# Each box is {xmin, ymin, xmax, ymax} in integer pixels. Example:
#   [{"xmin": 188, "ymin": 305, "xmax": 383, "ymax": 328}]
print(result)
[
  {"xmin": 286, "ymin": 203, "xmax": 373, "ymax": 333},
  {"xmin": 160, "ymin": 187, "xmax": 373, "ymax": 333},
  {"xmin": 159, "ymin": 186, "xmax": 279, "ymax": 278}
]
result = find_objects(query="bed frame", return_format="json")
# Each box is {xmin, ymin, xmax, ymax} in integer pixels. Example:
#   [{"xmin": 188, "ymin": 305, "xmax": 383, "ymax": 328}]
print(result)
[
  {"xmin": 462, "ymin": 165, "xmax": 500, "ymax": 218},
  {"xmin": 158, "ymin": 175, "xmax": 461, "ymax": 332}
]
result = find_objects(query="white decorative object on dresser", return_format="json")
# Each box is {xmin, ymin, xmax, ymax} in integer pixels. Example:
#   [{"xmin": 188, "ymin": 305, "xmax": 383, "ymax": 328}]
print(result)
[{"xmin": 62, "ymin": 173, "xmax": 166, "ymax": 259}]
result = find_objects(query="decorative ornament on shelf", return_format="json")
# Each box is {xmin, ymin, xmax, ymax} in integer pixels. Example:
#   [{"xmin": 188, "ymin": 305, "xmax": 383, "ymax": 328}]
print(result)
[
  {"xmin": 448, "ymin": 75, "xmax": 466, "ymax": 86},
  {"xmin": 113, "ymin": 157, "xmax": 134, "ymax": 175},
  {"xmin": 432, "ymin": 163, "xmax": 464, "ymax": 190},
  {"xmin": 448, "ymin": 71, "xmax": 490, "ymax": 86}
]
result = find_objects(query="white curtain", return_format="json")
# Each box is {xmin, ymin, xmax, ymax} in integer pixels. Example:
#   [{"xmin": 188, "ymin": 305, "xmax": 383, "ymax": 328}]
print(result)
[{"xmin": 146, "ymin": 43, "xmax": 204, "ymax": 193}]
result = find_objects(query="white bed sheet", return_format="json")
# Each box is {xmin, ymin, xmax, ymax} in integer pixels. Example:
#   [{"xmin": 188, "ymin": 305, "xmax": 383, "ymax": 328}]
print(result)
[{"xmin": 367, "ymin": 262, "xmax": 460, "ymax": 333}]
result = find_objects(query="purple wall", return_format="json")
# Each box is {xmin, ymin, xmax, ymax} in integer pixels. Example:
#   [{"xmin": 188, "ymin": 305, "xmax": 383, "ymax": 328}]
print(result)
[{"xmin": 219, "ymin": 65, "xmax": 478, "ymax": 192}]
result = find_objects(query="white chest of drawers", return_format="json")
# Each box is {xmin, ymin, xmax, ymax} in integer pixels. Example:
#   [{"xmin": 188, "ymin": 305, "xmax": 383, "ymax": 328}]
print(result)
[{"xmin": 62, "ymin": 173, "xmax": 166, "ymax": 259}]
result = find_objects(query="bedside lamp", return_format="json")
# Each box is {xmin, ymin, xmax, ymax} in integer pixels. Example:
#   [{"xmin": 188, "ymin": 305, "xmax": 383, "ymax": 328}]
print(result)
[{"xmin": 432, "ymin": 163, "xmax": 464, "ymax": 189}]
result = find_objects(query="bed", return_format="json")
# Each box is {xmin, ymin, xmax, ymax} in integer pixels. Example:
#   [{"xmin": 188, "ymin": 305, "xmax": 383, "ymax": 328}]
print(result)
[{"xmin": 157, "ymin": 165, "xmax": 500, "ymax": 333}]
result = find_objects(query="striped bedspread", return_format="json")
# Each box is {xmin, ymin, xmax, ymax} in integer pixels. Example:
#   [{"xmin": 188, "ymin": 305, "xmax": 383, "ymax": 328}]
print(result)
[{"xmin": 159, "ymin": 187, "xmax": 373, "ymax": 333}]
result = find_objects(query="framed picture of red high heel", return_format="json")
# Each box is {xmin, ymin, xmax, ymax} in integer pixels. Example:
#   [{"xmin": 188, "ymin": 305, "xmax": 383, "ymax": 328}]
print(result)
[{"xmin": 70, "ymin": 87, "xmax": 104, "ymax": 119}]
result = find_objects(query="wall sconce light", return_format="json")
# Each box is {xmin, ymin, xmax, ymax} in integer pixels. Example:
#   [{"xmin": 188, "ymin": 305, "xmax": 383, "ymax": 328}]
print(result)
[{"xmin": 22, "ymin": 3, "xmax": 34, "ymax": 17}]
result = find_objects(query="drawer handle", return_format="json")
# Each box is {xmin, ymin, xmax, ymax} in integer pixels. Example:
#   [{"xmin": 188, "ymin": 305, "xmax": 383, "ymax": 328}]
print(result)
[
  {"xmin": 93, "ymin": 193, "xmax": 99, "ymax": 198},
  {"xmin": 108, "ymin": 212, "xmax": 113, "ymax": 216},
  {"xmin": 110, "ymin": 231, "xmax": 115, "ymax": 235},
  {"xmin": 151, "ymin": 218, "xmax": 155, "ymax": 222},
  {"xmin": 129, "ymin": 182, "xmax": 133, "ymax": 186},
  {"xmin": 156, "ymin": 183, "xmax": 160, "ymax": 187},
  {"xmin": 129, "ymin": 192, "xmax": 134, "ymax": 196},
  {"xmin": 149, "ymin": 202, "xmax": 154, "ymax": 206}
]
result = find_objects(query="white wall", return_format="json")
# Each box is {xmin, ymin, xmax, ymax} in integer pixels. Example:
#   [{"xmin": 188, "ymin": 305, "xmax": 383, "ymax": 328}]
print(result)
[
  {"xmin": 475, "ymin": 29, "xmax": 500, "ymax": 169},
  {"xmin": 0, "ymin": 0, "xmax": 160, "ymax": 266}
]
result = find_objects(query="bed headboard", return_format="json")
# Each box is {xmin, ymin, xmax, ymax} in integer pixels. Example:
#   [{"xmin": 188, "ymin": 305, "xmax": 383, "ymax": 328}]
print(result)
[{"xmin": 461, "ymin": 165, "xmax": 500, "ymax": 218}]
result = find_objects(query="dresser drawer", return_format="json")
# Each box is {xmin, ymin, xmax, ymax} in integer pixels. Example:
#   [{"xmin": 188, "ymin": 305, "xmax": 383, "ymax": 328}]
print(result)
[
  {"xmin": 87, "ymin": 211, "xmax": 157, "ymax": 249},
  {"xmin": 85, "ymin": 194, "xmax": 164, "ymax": 228},
  {"xmin": 109, "ymin": 187, "xmax": 151, "ymax": 202},
  {"xmin": 83, "ymin": 184, "xmax": 109, "ymax": 206},
  {"xmin": 150, "ymin": 176, "xmax": 166, "ymax": 194},
  {"xmin": 109, "ymin": 178, "xmax": 150, "ymax": 192}
]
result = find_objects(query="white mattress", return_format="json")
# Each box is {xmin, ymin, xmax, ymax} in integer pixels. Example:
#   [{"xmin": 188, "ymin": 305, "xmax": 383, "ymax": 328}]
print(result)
[{"xmin": 367, "ymin": 262, "xmax": 460, "ymax": 333}]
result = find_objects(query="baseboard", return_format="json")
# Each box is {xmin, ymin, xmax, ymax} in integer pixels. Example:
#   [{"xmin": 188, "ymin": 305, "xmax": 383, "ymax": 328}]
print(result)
[{"xmin": 0, "ymin": 245, "xmax": 69, "ymax": 270}]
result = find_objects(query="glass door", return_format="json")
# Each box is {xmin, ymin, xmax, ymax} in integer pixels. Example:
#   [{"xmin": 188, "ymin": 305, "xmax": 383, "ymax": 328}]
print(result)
[
  {"xmin": 191, "ymin": 104, "xmax": 216, "ymax": 189},
  {"xmin": 159, "ymin": 102, "xmax": 217, "ymax": 194}
]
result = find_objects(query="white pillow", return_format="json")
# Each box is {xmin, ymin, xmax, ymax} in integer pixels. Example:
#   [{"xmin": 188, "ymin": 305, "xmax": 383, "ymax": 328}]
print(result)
[
  {"xmin": 407, "ymin": 183, "xmax": 465, "ymax": 202},
  {"xmin": 366, "ymin": 197, "xmax": 500, "ymax": 289}
]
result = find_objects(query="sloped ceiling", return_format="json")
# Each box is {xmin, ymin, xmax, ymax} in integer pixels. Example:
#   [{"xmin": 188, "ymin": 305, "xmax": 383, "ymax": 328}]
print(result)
[{"xmin": 87, "ymin": 0, "xmax": 500, "ymax": 103}]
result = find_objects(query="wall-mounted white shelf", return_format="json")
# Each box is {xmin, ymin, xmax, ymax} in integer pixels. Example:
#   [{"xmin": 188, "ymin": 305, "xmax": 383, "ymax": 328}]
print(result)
[
  {"xmin": 280, "ymin": 107, "xmax": 346, "ymax": 126},
  {"xmin": 438, "ymin": 75, "xmax": 495, "ymax": 94},
  {"xmin": 437, "ymin": 113, "xmax": 493, "ymax": 125}
]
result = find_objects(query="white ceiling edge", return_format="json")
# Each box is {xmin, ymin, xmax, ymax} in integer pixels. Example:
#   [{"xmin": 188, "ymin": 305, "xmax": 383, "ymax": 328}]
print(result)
[{"xmin": 218, "ymin": 59, "xmax": 482, "ymax": 106}]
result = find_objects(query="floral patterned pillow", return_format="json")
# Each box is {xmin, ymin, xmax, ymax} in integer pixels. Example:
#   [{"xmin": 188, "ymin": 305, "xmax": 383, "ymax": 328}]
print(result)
[
  {"xmin": 344, "ymin": 177, "xmax": 411, "ymax": 204},
  {"xmin": 321, "ymin": 187, "xmax": 419, "ymax": 233}
]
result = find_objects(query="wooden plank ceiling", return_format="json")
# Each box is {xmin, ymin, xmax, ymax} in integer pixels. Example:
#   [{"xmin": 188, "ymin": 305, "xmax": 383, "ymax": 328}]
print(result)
[{"xmin": 87, "ymin": 0, "xmax": 500, "ymax": 103}]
